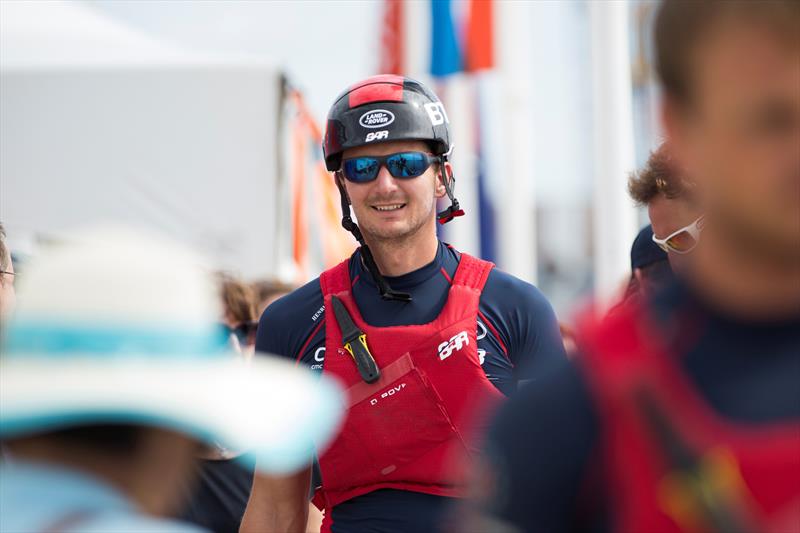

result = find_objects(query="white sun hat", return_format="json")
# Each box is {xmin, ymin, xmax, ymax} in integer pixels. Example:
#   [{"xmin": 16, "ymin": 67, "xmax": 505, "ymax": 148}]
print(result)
[{"xmin": 0, "ymin": 226, "xmax": 343, "ymax": 474}]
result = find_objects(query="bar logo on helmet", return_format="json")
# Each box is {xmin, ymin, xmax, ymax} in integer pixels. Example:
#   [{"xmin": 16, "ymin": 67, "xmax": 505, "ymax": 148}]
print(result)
[
  {"xmin": 365, "ymin": 131, "xmax": 389, "ymax": 142},
  {"xmin": 359, "ymin": 109, "xmax": 395, "ymax": 129}
]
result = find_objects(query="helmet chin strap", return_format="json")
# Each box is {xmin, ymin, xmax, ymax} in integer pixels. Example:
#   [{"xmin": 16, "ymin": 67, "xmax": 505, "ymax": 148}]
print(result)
[
  {"xmin": 436, "ymin": 155, "xmax": 465, "ymax": 225},
  {"xmin": 335, "ymin": 175, "xmax": 412, "ymax": 302}
]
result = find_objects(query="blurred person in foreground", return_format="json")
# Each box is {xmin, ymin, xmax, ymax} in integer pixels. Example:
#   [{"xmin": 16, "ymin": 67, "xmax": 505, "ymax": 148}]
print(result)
[
  {"xmin": 620, "ymin": 225, "xmax": 672, "ymax": 303},
  {"xmin": 628, "ymin": 142, "xmax": 704, "ymax": 274},
  {"xmin": 0, "ymin": 222, "xmax": 16, "ymax": 320},
  {"xmin": 247, "ymin": 278, "xmax": 322, "ymax": 531},
  {"xmin": 0, "ymin": 227, "xmax": 343, "ymax": 532},
  {"xmin": 475, "ymin": 2, "xmax": 800, "ymax": 532},
  {"xmin": 178, "ymin": 274, "xmax": 262, "ymax": 532},
  {"xmin": 242, "ymin": 75, "xmax": 566, "ymax": 533}
]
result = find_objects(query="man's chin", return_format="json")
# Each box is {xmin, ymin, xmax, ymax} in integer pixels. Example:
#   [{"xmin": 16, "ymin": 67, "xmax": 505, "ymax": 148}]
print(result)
[
  {"xmin": 364, "ymin": 226, "xmax": 412, "ymax": 242},
  {"xmin": 359, "ymin": 218, "xmax": 421, "ymax": 242}
]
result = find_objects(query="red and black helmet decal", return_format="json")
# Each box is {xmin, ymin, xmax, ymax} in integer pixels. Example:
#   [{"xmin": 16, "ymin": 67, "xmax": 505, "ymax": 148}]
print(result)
[
  {"xmin": 323, "ymin": 75, "xmax": 452, "ymax": 171},
  {"xmin": 347, "ymin": 74, "xmax": 405, "ymax": 108}
]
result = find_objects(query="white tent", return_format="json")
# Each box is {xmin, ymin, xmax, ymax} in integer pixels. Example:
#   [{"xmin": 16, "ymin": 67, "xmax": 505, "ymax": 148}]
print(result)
[{"xmin": 1, "ymin": 1, "xmax": 285, "ymax": 278}]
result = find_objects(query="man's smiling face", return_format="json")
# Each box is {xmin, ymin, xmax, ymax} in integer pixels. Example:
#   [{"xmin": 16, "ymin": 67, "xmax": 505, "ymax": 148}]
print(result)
[{"xmin": 339, "ymin": 140, "xmax": 445, "ymax": 243}]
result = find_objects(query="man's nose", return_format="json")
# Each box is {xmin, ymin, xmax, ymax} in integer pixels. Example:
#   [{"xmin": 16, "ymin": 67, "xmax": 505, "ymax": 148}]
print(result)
[{"xmin": 371, "ymin": 165, "xmax": 399, "ymax": 194}]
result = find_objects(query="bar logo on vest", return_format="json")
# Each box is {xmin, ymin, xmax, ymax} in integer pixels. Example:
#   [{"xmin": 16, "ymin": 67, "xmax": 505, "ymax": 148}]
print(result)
[{"xmin": 438, "ymin": 330, "xmax": 469, "ymax": 361}]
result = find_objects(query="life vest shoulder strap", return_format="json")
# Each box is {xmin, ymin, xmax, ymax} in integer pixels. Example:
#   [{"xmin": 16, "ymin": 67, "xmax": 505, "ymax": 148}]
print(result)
[
  {"xmin": 320, "ymin": 257, "xmax": 351, "ymax": 298},
  {"xmin": 319, "ymin": 250, "xmax": 495, "ymax": 298},
  {"xmin": 451, "ymin": 253, "xmax": 494, "ymax": 292}
]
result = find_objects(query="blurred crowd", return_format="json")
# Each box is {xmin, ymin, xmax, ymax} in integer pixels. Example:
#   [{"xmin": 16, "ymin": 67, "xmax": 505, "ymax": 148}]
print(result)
[{"xmin": 1, "ymin": 1, "xmax": 798, "ymax": 533}]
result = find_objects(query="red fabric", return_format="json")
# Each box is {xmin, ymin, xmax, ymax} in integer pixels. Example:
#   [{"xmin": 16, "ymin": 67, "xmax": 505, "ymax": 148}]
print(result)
[
  {"xmin": 578, "ymin": 302, "xmax": 800, "ymax": 533},
  {"xmin": 348, "ymin": 75, "xmax": 404, "ymax": 108},
  {"xmin": 313, "ymin": 253, "xmax": 503, "ymax": 524},
  {"xmin": 465, "ymin": 0, "xmax": 494, "ymax": 72},
  {"xmin": 379, "ymin": 0, "xmax": 404, "ymax": 75}
]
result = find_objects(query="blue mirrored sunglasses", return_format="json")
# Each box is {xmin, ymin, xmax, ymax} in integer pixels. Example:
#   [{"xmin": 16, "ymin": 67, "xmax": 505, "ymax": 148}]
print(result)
[{"xmin": 341, "ymin": 152, "xmax": 439, "ymax": 183}]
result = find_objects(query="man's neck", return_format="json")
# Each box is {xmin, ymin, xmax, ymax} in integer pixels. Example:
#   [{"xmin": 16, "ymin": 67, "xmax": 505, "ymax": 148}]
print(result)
[
  {"xmin": 688, "ymin": 225, "xmax": 800, "ymax": 321},
  {"xmin": 362, "ymin": 227, "xmax": 439, "ymax": 278}
]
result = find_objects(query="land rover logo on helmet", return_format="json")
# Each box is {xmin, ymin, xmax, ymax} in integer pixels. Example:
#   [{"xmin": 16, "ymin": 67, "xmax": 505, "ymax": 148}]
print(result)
[{"xmin": 359, "ymin": 109, "xmax": 395, "ymax": 129}]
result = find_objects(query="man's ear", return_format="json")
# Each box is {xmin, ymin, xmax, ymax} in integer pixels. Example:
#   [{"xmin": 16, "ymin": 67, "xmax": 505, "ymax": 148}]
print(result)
[{"xmin": 435, "ymin": 162, "xmax": 452, "ymax": 199}]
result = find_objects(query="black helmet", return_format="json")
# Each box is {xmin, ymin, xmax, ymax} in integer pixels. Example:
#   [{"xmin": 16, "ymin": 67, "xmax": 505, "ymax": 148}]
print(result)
[
  {"xmin": 323, "ymin": 75, "xmax": 464, "ymax": 303},
  {"xmin": 323, "ymin": 75, "xmax": 452, "ymax": 172}
]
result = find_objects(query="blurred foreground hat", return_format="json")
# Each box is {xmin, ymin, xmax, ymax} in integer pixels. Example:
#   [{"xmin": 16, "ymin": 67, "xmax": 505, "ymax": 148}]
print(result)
[
  {"xmin": 0, "ymin": 227, "xmax": 343, "ymax": 474},
  {"xmin": 631, "ymin": 225, "xmax": 668, "ymax": 270}
]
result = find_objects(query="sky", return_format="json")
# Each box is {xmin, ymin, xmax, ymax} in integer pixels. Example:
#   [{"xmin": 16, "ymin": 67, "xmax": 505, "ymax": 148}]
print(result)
[{"xmin": 85, "ymin": 0, "xmax": 381, "ymax": 120}]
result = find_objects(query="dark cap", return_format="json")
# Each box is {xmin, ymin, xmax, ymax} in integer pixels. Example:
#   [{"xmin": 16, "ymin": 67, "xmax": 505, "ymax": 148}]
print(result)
[{"xmin": 631, "ymin": 225, "xmax": 668, "ymax": 270}]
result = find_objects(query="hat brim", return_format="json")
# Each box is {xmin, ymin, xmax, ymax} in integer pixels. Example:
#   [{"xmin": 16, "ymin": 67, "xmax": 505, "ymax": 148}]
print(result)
[{"xmin": 0, "ymin": 354, "xmax": 343, "ymax": 475}]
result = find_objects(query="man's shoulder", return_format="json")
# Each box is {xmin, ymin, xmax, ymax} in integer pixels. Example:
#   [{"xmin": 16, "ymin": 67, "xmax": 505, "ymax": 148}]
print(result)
[
  {"xmin": 256, "ymin": 277, "xmax": 325, "ymax": 360},
  {"xmin": 482, "ymin": 267, "xmax": 551, "ymax": 312},
  {"xmin": 260, "ymin": 277, "xmax": 324, "ymax": 330},
  {"xmin": 476, "ymin": 265, "xmax": 566, "ymax": 371},
  {"xmin": 448, "ymin": 247, "xmax": 547, "ymax": 309}
]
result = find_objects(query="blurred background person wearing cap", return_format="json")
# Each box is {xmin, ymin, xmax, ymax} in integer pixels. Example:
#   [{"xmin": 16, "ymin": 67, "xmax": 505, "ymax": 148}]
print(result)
[
  {"xmin": 0, "ymin": 227, "xmax": 343, "ymax": 533},
  {"xmin": 473, "ymin": 1, "xmax": 800, "ymax": 532},
  {"xmin": 0, "ymin": 222, "xmax": 16, "ymax": 320},
  {"xmin": 628, "ymin": 142, "xmax": 704, "ymax": 274},
  {"xmin": 621, "ymin": 225, "xmax": 672, "ymax": 303}
]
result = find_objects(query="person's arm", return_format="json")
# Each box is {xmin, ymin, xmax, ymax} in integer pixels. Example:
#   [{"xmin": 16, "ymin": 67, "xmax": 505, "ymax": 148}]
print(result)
[
  {"xmin": 480, "ymin": 271, "xmax": 567, "ymax": 389},
  {"xmin": 242, "ymin": 283, "xmax": 324, "ymax": 532},
  {"xmin": 240, "ymin": 466, "xmax": 312, "ymax": 533}
]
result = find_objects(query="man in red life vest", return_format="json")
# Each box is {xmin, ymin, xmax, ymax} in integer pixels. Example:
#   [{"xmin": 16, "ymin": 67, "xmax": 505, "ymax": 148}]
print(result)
[
  {"xmin": 241, "ymin": 76, "xmax": 566, "ymax": 533},
  {"xmin": 476, "ymin": 2, "xmax": 800, "ymax": 532}
]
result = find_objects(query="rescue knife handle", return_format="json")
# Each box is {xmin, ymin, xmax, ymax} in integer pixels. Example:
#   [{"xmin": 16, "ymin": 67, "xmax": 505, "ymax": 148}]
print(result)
[{"xmin": 344, "ymin": 334, "xmax": 381, "ymax": 384}]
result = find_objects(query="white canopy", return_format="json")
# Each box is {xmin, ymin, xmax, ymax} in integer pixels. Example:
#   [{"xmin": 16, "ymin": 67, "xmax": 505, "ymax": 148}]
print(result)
[{"xmin": 1, "ymin": 1, "xmax": 285, "ymax": 278}]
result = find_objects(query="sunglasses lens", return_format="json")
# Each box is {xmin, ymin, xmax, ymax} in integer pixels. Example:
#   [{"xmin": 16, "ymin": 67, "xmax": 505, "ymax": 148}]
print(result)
[
  {"xmin": 386, "ymin": 152, "xmax": 430, "ymax": 178},
  {"xmin": 343, "ymin": 157, "xmax": 380, "ymax": 183},
  {"xmin": 666, "ymin": 230, "xmax": 696, "ymax": 253}
]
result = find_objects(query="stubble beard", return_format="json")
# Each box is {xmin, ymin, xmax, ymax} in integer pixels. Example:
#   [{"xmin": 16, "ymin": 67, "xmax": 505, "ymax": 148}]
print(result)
[{"xmin": 358, "ymin": 197, "xmax": 436, "ymax": 246}]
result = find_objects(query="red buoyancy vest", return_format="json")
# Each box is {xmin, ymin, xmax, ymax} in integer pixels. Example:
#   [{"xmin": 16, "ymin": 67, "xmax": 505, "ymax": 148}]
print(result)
[
  {"xmin": 313, "ymin": 253, "xmax": 504, "ymax": 521},
  {"xmin": 578, "ymin": 302, "xmax": 800, "ymax": 533}
]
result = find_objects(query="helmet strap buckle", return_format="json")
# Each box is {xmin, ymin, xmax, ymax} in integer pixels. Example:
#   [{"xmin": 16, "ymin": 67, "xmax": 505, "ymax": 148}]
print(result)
[{"xmin": 436, "ymin": 156, "xmax": 464, "ymax": 225}]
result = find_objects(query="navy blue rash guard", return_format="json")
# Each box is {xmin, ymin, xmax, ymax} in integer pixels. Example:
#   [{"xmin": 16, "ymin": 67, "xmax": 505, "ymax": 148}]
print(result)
[
  {"xmin": 481, "ymin": 279, "xmax": 800, "ymax": 533},
  {"xmin": 256, "ymin": 241, "xmax": 566, "ymax": 533}
]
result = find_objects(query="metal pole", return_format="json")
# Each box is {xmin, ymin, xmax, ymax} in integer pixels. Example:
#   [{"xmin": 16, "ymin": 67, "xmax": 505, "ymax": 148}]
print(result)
[{"xmin": 589, "ymin": 0, "xmax": 638, "ymax": 304}]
